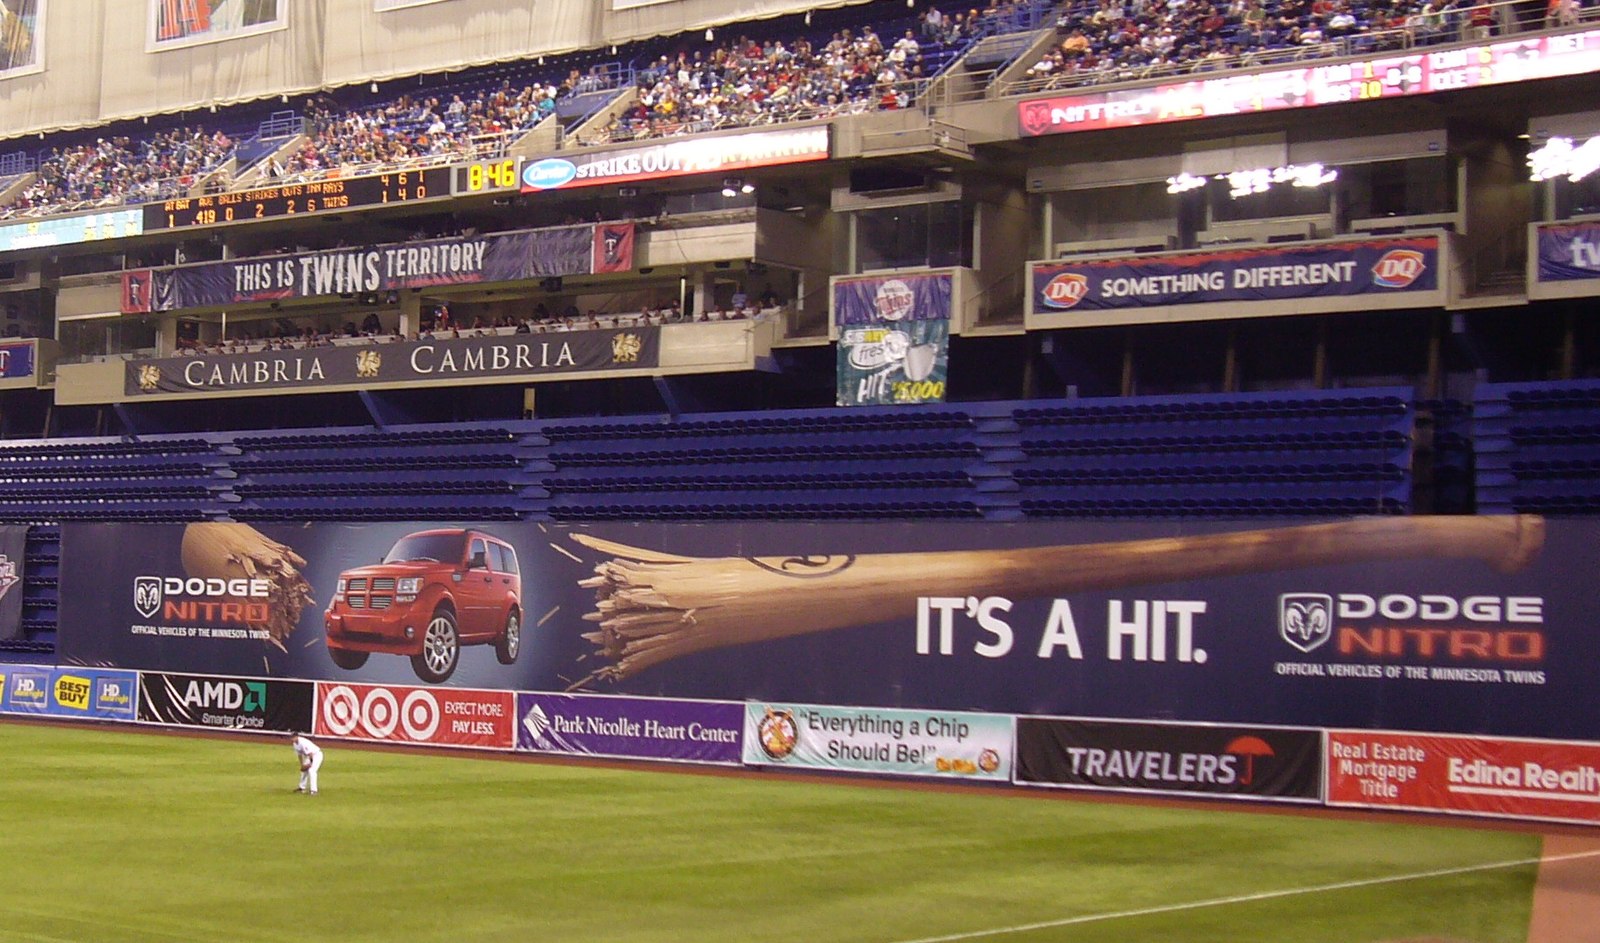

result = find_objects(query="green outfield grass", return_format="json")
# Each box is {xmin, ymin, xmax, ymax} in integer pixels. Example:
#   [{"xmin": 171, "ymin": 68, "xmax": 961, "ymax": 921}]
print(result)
[{"xmin": 0, "ymin": 722, "xmax": 1541, "ymax": 943}]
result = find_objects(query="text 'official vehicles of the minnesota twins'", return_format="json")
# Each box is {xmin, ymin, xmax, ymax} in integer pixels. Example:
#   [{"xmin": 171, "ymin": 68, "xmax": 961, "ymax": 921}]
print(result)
[{"xmin": 324, "ymin": 529, "xmax": 522, "ymax": 683}]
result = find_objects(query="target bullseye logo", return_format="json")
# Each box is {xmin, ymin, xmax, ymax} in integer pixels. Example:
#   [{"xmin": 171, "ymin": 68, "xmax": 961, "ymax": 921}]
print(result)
[{"xmin": 321, "ymin": 684, "xmax": 439, "ymax": 741}]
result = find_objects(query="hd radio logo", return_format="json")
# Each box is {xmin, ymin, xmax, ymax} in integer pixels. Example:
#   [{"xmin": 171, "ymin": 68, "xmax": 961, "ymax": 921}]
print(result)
[
  {"xmin": 95, "ymin": 676, "xmax": 134, "ymax": 715},
  {"xmin": 9, "ymin": 671, "xmax": 47, "ymax": 707},
  {"xmin": 1279, "ymin": 593, "xmax": 1333, "ymax": 653}
]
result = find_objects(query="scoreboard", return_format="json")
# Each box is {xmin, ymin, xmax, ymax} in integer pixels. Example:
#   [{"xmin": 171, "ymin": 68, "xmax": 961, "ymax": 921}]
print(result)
[{"xmin": 144, "ymin": 168, "xmax": 450, "ymax": 230}]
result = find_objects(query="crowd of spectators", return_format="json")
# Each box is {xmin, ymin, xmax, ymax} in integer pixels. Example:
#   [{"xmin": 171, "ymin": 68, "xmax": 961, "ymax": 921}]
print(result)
[
  {"xmin": 0, "ymin": 127, "xmax": 233, "ymax": 219},
  {"xmin": 1, "ymin": 3, "xmax": 1054, "ymax": 216},
  {"xmin": 272, "ymin": 80, "xmax": 566, "ymax": 179},
  {"xmin": 168, "ymin": 299, "xmax": 772, "ymax": 358},
  {"xmin": 587, "ymin": 2, "xmax": 1055, "ymax": 143},
  {"xmin": 587, "ymin": 29, "xmax": 935, "ymax": 144},
  {"xmin": 1026, "ymin": 0, "xmax": 1590, "ymax": 87}
]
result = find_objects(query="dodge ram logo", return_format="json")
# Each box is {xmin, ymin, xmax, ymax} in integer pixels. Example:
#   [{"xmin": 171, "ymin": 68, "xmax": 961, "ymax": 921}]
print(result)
[
  {"xmin": 1279, "ymin": 593, "xmax": 1332, "ymax": 653},
  {"xmin": 134, "ymin": 577, "xmax": 163, "ymax": 618}
]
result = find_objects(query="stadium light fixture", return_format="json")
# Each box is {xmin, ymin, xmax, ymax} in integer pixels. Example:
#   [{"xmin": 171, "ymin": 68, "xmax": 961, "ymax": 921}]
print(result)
[
  {"xmin": 1224, "ymin": 163, "xmax": 1337, "ymax": 199},
  {"xmin": 1528, "ymin": 136, "xmax": 1600, "ymax": 184},
  {"xmin": 1165, "ymin": 172, "xmax": 1206, "ymax": 194}
]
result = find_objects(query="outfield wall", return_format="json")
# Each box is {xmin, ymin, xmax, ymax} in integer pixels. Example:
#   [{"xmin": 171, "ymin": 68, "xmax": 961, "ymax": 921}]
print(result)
[
  {"xmin": 8, "ymin": 667, "xmax": 1600, "ymax": 826},
  {"xmin": 10, "ymin": 512, "xmax": 1600, "ymax": 826},
  {"xmin": 48, "ymin": 515, "xmax": 1581, "ymax": 737}
]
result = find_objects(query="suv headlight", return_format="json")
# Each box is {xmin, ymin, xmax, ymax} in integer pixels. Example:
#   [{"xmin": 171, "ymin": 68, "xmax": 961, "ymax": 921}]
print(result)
[
  {"xmin": 396, "ymin": 578, "xmax": 422, "ymax": 595},
  {"xmin": 334, "ymin": 578, "xmax": 347, "ymax": 598}
]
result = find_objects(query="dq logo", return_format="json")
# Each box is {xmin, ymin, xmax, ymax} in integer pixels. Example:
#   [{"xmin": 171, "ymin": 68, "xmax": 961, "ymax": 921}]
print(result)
[
  {"xmin": 134, "ymin": 577, "xmax": 162, "ymax": 618},
  {"xmin": 1371, "ymin": 249, "xmax": 1426, "ymax": 289},
  {"xmin": 1041, "ymin": 272, "xmax": 1089, "ymax": 309},
  {"xmin": 322, "ymin": 685, "xmax": 440, "ymax": 742},
  {"xmin": 1279, "ymin": 594, "xmax": 1333, "ymax": 653}
]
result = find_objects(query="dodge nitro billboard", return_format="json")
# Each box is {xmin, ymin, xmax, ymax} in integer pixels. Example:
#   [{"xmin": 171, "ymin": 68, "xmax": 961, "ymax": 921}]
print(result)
[{"xmin": 52, "ymin": 514, "xmax": 1600, "ymax": 739}]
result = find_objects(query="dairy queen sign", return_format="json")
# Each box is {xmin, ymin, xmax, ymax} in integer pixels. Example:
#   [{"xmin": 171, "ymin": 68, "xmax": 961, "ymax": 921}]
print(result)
[{"xmin": 126, "ymin": 328, "xmax": 662, "ymax": 396}]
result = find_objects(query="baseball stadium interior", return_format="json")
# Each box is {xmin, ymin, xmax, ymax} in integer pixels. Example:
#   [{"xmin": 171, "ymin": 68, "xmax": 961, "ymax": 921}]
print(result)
[{"xmin": 0, "ymin": 0, "xmax": 1598, "ymax": 664}]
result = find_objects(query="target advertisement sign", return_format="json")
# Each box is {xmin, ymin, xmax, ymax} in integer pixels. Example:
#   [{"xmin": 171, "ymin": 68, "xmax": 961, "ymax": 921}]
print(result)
[{"xmin": 315, "ymin": 682, "xmax": 514, "ymax": 749}]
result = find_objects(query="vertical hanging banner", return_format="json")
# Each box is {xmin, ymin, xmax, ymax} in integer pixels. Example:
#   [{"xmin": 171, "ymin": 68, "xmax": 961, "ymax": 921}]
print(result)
[
  {"xmin": 834, "ymin": 271, "xmax": 953, "ymax": 407},
  {"xmin": 0, "ymin": 0, "xmax": 43, "ymax": 78},
  {"xmin": 593, "ymin": 223, "xmax": 636, "ymax": 274},
  {"xmin": 0, "ymin": 525, "xmax": 25, "ymax": 640}
]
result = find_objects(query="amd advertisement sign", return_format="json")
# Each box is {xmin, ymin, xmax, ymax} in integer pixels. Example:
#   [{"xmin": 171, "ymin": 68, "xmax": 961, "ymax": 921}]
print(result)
[
  {"xmin": 138, "ymin": 671, "xmax": 314, "ymax": 732},
  {"xmin": 52, "ymin": 514, "xmax": 1600, "ymax": 739}
]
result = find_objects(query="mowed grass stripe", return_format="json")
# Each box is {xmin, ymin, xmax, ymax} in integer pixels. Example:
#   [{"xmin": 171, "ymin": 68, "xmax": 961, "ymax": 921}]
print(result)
[{"xmin": 0, "ymin": 722, "xmax": 1541, "ymax": 943}]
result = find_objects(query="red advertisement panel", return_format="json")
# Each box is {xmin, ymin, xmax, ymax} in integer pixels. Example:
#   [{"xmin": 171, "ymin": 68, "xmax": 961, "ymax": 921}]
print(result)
[
  {"xmin": 1327, "ymin": 730, "xmax": 1600, "ymax": 825},
  {"xmin": 315, "ymin": 681, "xmax": 513, "ymax": 750}
]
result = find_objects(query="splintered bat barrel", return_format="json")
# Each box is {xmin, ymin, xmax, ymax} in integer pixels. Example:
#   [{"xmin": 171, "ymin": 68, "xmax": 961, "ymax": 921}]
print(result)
[
  {"xmin": 181, "ymin": 522, "xmax": 315, "ymax": 651},
  {"xmin": 573, "ymin": 515, "xmax": 1546, "ymax": 681}
]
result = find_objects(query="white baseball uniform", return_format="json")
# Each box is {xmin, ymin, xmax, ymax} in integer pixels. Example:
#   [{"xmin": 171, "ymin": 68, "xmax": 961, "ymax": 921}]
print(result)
[{"xmin": 292, "ymin": 734, "xmax": 323, "ymax": 794}]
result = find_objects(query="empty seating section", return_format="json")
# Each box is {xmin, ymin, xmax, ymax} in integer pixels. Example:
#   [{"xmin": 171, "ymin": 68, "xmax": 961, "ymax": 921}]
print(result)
[
  {"xmin": 1473, "ymin": 380, "xmax": 1600, "ymax": 514},
  {"xmin": 538, "ymin": 406, "xmax": 991, "ymax": 520},
  {"xmin": 38, "ymin": 381, "xmax": 1600, "ymax": 654},
  {"xmin": 227, "ymin": 423, "xmax": 532, "ymax": 521},
  {"xmin": 1012, "ymin": 389, "xmax": 1415, "ymax": 517},
  {"xmin": 0, "ymin": 438, "xmax": 224, "ymax": 523}
]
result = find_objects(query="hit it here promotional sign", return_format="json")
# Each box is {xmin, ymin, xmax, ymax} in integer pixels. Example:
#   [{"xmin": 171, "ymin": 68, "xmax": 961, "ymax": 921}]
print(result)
[
  {"xmin": 1327, "ymin": 730, "xmax": 1600, "ymax": 825},
  {"xmin": 0, "ymin": 666, "xmax": 138, "ymax": 720}
]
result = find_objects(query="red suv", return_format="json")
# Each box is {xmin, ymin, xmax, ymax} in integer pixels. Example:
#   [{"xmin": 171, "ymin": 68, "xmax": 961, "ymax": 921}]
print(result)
[{"xmin": 325, "ymin": 528, "xmax": 522, "ymax": 683}]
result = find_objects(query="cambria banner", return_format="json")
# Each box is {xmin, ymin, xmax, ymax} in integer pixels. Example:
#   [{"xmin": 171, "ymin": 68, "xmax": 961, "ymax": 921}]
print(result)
[{"xmin": 124, "ymin": 327, "xmax": 661, "ymax": 396}]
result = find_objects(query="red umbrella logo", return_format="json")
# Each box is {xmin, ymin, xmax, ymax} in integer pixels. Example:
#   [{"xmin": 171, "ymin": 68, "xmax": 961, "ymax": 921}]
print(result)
[{"xmin": 1224, "ymin": 736, "xmax": 1276, "ymax": 786}]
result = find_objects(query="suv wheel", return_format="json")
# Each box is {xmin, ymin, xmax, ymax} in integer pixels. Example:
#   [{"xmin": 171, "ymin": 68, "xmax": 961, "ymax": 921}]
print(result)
[
  {"xmin": 329, "ymin": 648, "xmax": 369, "ymax": 670},
  {"xmin": 495, "ymin": 610, "xmax": 520, "ymax": 665},
  {"xmin": 411, "ymin": 609, "xmax": 459, "ymax": 683}
]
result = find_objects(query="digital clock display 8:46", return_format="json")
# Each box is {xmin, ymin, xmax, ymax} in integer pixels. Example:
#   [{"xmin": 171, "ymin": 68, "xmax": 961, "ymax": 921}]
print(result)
[{"xmin": 454, "ymin": 158, "xmax": 522, "ymax": 195}]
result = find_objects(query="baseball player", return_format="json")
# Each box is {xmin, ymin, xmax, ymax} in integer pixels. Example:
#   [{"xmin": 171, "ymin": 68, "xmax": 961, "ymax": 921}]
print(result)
[{"xmin": 289, "ymin": 731, "xmax": 322, "ymax": 795}]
